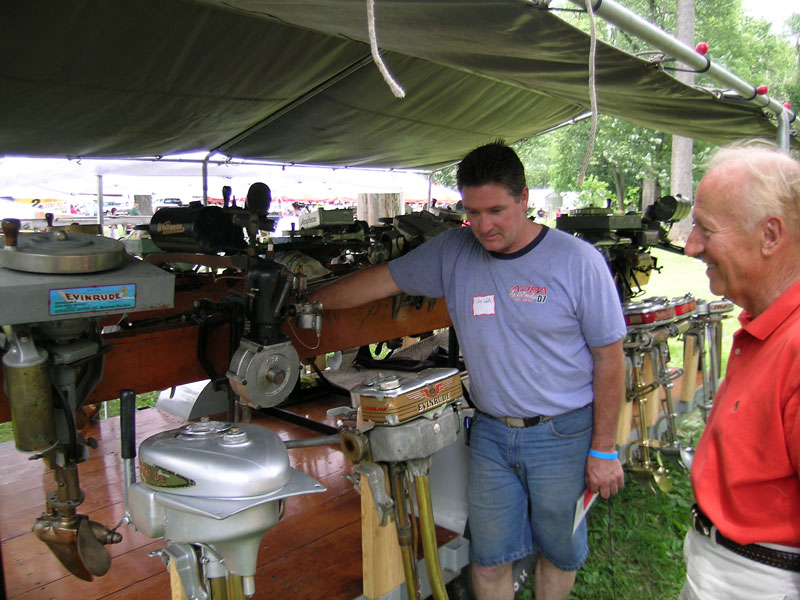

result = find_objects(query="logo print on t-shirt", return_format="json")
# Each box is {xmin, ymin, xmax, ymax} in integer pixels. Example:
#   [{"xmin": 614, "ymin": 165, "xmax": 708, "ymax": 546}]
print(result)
[{"xmin": 509, "ymin": 284, "xmax": 547, "ymax": 303}]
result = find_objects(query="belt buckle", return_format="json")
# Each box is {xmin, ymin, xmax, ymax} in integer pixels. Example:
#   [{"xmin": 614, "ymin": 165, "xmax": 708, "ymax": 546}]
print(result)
[
  {"xmin": 691, "ymin": 505, "xmax": 711, "ymax": 536},
  {"xmin": 502, "ymin": 415, "xmax": 547, "ymax": 428}
]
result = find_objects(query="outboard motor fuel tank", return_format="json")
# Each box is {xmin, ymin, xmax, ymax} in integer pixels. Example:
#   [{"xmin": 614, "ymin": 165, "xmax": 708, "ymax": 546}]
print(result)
[{"xmin": 149, "ymin": 204, "xmax": 246, "ymax": 254}]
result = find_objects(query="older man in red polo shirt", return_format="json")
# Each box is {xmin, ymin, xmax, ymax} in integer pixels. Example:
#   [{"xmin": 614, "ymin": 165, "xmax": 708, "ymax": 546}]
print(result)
[{"xmin": 681, "ymin": 145, "xmax": 800, "ymax": 599}]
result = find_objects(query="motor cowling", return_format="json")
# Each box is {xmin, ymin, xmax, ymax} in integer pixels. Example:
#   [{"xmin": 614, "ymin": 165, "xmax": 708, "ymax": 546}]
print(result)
[{"xmin": 127, "ymin": 421, "xmax": 324, "ymax": 579}]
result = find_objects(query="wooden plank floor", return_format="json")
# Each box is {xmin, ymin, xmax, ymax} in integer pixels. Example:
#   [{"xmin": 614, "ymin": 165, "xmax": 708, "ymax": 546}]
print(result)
[{"xmin": 0, "ymin": 392, "xmax": 457, "ymax": 600}]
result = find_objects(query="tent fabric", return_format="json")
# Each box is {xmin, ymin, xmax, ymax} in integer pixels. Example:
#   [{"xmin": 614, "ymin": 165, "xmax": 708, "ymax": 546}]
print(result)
[{"xmin": 0, "ymin": 0, "xmax": 794, "ymax": 170}]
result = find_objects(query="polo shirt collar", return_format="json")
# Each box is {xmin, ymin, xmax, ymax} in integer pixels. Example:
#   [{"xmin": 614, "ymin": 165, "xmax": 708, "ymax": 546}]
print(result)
[{"xmin": 741, "ymin": 279, "xmax": 800, "ymax": 341}]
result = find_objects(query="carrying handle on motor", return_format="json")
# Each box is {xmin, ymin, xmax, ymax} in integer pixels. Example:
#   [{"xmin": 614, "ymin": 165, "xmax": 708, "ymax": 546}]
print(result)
[{"xmin": 120, "ymin": 388, "xmax": 137, "ymax": 460}]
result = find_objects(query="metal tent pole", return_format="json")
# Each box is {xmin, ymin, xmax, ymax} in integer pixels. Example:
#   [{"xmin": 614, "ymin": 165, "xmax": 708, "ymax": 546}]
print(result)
[{"xmin": 97, "ymin": 174, "xmax": 104, "ymax": 226}]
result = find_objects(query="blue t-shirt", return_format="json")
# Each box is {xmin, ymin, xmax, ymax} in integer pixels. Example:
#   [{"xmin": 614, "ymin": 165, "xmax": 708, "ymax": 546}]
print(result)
[{"xmin": 389, "ymin": 226, "xmax": 626, "ymax": 417}]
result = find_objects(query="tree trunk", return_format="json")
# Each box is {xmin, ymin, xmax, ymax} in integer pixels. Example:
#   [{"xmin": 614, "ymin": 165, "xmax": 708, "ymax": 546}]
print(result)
[
  {"xmin": 669, "ymin": 0, "xmax": 696, "ymax": 243},
  {"xmin": 611, "ymin": 166, "xmax": 624, "ymax": 211},
  {"xmin": 134, "ymin": 194, "xmax": 153, "ymax": 215},
  {"xmin": 641, "ymin": 178, "xmax": 661, "ymax": 214},
  {"xmin": 357, "ymin": 193, "xmax": 404, "ymax": 226}
]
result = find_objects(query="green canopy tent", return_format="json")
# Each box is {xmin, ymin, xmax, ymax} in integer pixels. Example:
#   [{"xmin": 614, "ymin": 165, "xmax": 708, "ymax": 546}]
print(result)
[{"xmin": 0, "ymin": 0, "xmax": 796, "ymax": 168}]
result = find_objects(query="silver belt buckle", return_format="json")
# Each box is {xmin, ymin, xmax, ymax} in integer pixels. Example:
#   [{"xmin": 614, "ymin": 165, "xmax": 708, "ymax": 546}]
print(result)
[{"xmin": 691, "ymin": 506, "xmax": 711, "ymax": 536}]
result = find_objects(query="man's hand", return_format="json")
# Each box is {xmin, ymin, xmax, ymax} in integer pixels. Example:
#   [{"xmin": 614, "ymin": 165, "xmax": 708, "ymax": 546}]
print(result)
[{"xmin": 585, "ymin": 455, "xmax": 624, "ymax": 499}]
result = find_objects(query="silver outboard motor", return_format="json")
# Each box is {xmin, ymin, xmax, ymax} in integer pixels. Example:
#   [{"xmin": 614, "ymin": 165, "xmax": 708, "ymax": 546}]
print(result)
[{"xmin": 119, "ymin": 390, "xmax": 326, "ymax": 598}]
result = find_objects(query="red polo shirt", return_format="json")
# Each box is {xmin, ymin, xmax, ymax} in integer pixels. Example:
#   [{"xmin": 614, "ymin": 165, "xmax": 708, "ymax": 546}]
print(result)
[{"xmin": 691, "ymin": 280, "xmax": 800, "ymax": 546}]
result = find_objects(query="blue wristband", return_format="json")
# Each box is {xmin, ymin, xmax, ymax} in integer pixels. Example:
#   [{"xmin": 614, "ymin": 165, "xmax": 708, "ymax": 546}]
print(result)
[{"xmin": 588, "ymin": 448, "xmax": 618, "ymax": 460}]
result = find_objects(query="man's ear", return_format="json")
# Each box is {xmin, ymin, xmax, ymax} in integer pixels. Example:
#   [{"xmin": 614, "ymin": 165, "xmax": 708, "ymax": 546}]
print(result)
[{"xmin": 761, "ymin": 216, "xmax": 784, "ymax": 256}]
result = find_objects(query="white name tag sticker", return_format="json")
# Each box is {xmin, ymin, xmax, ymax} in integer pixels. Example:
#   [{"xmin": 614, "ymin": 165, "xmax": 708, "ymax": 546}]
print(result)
[{"xmin": 472, "ymin": 294, "xmax": 496, "ymax": 316}]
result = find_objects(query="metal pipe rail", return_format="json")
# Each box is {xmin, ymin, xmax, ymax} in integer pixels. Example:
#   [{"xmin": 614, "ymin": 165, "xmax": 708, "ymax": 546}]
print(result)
[{"xmin": 564, "ymin": 0, "xmax": 797, "ymax": 150}]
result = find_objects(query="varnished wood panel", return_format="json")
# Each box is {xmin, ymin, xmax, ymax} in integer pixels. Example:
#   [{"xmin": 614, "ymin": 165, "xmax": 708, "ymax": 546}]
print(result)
[{"xmin": 0, "ymin": 286, "xmax": 452, "ymax": 421}]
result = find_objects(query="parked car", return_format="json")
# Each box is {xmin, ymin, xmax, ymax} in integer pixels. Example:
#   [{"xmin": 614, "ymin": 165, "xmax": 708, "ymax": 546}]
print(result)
[{"xmin": 153, "ymin": 198, "xmax": 183, "ymax": 211}]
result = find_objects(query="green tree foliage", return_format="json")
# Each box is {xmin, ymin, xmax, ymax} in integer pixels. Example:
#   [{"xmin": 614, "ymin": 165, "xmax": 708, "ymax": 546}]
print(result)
[
  {"xmin": 511, "ymin": 0, "xmax": 799, "ymax": 205},
  {"xmin": 535, "ymin": 117, "xmax": 671, "ymax": 208}
]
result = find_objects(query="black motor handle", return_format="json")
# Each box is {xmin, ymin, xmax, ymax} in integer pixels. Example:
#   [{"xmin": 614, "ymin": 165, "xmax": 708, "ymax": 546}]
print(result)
[{"xmin": 120, "ymin": 389, "xmax": 137, "ymax": 460}]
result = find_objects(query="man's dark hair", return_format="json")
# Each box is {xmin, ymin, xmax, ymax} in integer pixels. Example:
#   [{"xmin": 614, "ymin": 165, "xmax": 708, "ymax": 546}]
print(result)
[{"xmin": 456, "ymin": 140, "xmax": 527, "ymax": 199}]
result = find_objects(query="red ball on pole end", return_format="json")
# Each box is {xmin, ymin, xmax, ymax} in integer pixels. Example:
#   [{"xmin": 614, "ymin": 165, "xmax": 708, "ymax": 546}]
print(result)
[
  {"xmin": 756, "ymin": 85, "xmax": 769, "ymax": 95},
  {"xmin": 784, "ymin": 102, "xmax": 793, "ymax": 109},
  {"xmin": 695, "ymin": 42, "xmax": 709, "ymax": 55}
]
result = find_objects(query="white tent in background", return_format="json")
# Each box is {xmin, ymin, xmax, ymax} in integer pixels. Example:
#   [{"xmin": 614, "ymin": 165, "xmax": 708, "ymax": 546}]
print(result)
[
  {"xmin": 0, "ymin": 156, "xmax": 461, "ymax": 215},
  {"xmin": 0, "ymin": 196, "xmax": 50, "ymax": 220}
]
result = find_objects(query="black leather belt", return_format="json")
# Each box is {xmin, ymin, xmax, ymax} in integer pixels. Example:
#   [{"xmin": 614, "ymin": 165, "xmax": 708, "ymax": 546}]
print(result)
[{"xmin": 690, "ymin": 504, "xmax": 800, "ymax": 572}]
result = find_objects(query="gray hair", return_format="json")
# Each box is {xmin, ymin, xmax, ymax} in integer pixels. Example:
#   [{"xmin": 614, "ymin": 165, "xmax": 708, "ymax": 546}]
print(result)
[{"xmin": 707, "ymin": 142, "xmax": 800, "ymax": 235}]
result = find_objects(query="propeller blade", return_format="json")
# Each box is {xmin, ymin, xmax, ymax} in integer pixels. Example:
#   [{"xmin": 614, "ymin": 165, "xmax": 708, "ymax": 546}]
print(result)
[
  {"xmin": 653, "ymin": 468, "xmax": 673, "ymax": 493},
  {"xmin": 77, "ymin": 517, "xmax": 112, "ymax": 577},
  {"xmin": 42, "ymin": 534, "xmax": 94, "ymax": 581}
]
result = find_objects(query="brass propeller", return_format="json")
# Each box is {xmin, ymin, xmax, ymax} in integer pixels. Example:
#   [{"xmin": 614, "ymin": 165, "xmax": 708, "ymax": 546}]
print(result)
[{"xmin": 34, "ymin": 513, "xmax": 119, "ymax": 581}]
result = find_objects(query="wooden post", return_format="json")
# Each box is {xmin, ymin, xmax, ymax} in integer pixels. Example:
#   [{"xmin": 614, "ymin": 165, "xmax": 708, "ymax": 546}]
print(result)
[
  {"xmin": 680, "ymin": 334, "xmax": 700, "ymax": 404},
  {"xmin": 357, "ymin": 192, "xmax": 404, "ymax": 226},
  {"xmin": 615, "ymin": 398, "xmax": 634, "ymax": 447},
  {"xmin": 361, "ymin": 468, "xmax": 405, "ymax": 598},
  {"xmin": 169, "ymin": 558, "xmax": 189, "ymax": 600},
  {"xmin": 642, "ymin": 354, "xmax": 662, "ymax": 426}
]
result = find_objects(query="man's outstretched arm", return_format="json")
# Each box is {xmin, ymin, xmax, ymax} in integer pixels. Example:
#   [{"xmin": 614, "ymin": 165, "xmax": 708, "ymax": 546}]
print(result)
[{"xmin": 309, "ymin": 263, "xmax": 402, "ymax": 310}]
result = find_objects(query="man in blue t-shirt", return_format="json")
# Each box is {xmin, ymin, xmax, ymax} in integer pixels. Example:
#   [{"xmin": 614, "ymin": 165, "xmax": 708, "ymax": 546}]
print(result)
[{"xmin": 311, "ymin": 142, "xmax": 626, "ymax": 600}]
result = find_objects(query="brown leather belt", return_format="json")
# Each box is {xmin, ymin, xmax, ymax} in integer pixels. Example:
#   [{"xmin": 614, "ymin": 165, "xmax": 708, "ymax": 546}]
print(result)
[{"xmin": 690, "ymin": 504, "xmax": 800, "ymax": 572}]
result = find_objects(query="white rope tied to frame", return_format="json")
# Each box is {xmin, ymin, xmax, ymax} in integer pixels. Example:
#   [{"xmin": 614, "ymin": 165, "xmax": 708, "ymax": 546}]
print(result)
[
  {"xmin": 367, "ymin": 0, "xmax": 406, "ymax": 98},
  {"xmin": 578, "ymin": 0, "xmax": 599, "ymax": 186}
]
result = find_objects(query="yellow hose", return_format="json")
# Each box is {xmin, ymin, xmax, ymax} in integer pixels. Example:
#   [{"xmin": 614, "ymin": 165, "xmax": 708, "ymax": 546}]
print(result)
[
  {"xmin": 390, "ymin": 464, "xmax": 421, "ymax": 600},
  {"xmin": 400, "ymin": 545, "xmax": 419, "ymax": 600},
  {"xmin": 226, "ymin": 574, "xmax": 245, "ymax": 600},
  {"xmin": 209, "ymin": 577, "xmax": 228, "ymax": 600},
  {"xmin": 413, "ymin": 474, "xmax": 449, "ymax": 600}
]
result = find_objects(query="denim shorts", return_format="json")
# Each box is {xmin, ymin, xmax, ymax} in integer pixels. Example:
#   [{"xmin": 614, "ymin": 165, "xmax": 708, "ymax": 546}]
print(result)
[{"xmin": 466, "ymin": 404, "xmax": 593, "ymax": 571}]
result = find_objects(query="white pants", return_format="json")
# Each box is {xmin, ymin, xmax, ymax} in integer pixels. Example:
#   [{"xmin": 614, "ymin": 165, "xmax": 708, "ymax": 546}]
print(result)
[{"xmin": 680, "ymin": 529, "xmax": 800, "ymax": 600}]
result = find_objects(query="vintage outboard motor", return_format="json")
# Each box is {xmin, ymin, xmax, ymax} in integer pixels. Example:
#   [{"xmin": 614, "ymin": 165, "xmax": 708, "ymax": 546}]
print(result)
[
  {"xmin": 143, "ymin": 182, "xmax": 321, "ymax": 411},
  {"xmin": 0, "ymin": 218, "xmax": 175, "ymax": 582},
  {"xmin": 556, "ymin": 195, "xmax": 692, "ymax": 302},
  {"xmin": 334, "ymin": 367, "xmax": 464, "ymax": 600},
  {"xmin": 121, "ymin": 391, "xmax": 325, "ymax": 598},
  {"xmin": 223, "ymin": 182, "xmax": 323, "ymax": 409},
  {"xmin": 148, "ymin": 203, "xmax": 246, "ymax": 254},
  {"xmin": 225, "ymin": 256, "xmax": 310, "ymax": 408}
]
